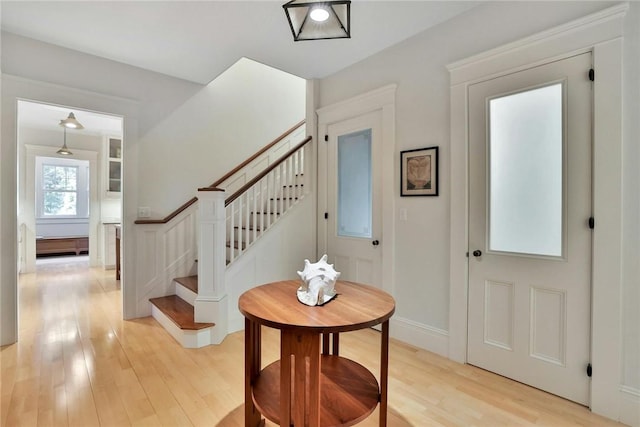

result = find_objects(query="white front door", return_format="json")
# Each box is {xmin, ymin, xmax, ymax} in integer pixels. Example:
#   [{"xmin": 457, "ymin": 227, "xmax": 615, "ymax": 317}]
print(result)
[
  {"xmin": 468, "ymin": 53, "xmax": 592, "ymax": 404},
  {"xmin": 325, "ymin": 111, "xmax": 382, "ymax": 287}
]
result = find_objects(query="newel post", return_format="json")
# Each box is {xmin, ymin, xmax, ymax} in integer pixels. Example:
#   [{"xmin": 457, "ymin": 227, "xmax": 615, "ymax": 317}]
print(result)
[{"xmin": 196, "ymin": 187, "xmax": 228, "ymax": 344}]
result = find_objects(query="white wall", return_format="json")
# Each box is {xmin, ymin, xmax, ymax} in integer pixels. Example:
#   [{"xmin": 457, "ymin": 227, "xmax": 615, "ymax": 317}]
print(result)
[
  {"xmin": 1, "ymin": 32, "xmax": 203, "ymax": 135},
  {"xmin": 622, "ymin": 2, "xmax": 640, "ymax": 394},
  {"xmin": 137, "ymin": 57, "xmax": 306, "ymax": 217},
  {"xmin": 318, "ymin": 0, "xmax": 639, "ymax": 395},
  {"xmin": 1, "ymin": 33, "xmax": 306, "ymax": 344}
]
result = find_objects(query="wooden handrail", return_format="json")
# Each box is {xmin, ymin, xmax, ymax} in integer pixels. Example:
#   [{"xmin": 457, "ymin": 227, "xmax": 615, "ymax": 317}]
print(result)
[
  {"xmin": 210, "ymin": 120, "xmax": 305, "ymax": 188},
  {"xmin": 134, "ymin": 120, "xmax": 305, "ymax": 225},
  {"xmin": 134, "ymin": 197, "xmax": 198, "ymax": 224},
  {"xmin": 225, "ymin": 136, "xmax": 312, "ymax": 207}
]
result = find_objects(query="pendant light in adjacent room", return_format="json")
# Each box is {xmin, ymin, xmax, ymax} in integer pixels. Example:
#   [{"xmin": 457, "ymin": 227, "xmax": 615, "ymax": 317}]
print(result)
[{"xmin": 56, "ymin": 112, "xmax": 84, "ymax": 155}]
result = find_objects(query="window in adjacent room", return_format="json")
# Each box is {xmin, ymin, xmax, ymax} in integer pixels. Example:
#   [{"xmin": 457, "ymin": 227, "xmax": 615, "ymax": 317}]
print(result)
[{"xmin": 36, "ymin": 156, "xmax": 90, "ymax": 219}]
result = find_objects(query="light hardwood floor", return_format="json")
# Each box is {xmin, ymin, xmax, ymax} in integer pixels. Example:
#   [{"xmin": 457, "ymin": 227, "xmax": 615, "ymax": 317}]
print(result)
[{"xmin": 1, "ymin": 258, "xmax": 625, "ymax": 427}]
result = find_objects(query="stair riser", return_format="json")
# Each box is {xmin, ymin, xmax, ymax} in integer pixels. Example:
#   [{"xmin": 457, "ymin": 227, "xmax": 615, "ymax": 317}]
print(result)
[
  {"xmin": 227, "ymin": 212, "xmax": 278, "ymax": 241},
  {"xmin": 226, "ymin": 246, "xmax": 242, "ymax": 260},
  {"xmin": 265, "ymin": 198, "xmax": 298, "ymax": 213},
  {"xmin": 175, "ymin": 281, "xmax": 197, "ymax": 306},
  {"xmin": 228, "ymin": 209, "xmax": 278, "ymax": 230},
  {"xmin": 279, "ymin": 183, "xmax": 303, "ymax": 196},
  {"xmin": 231, "ymin": 198, "xmax": 293, "ymax": 217},
  {"xmin": 267, "ymin": 171, "xmax": 304, "ymax": 188},
  {"xmin": 233, "ymin": 177, "xmax": 302, "ymax": 204},
  {"xmin": 223, "ymin": 176, "xmax": 305, "ymax": 264},
  {"xmin": 151, "ymin": 305, "xmax": 215, "ymax": 349},
  {"xmin": 228, "ymin": 182, "xmax": 302, "ymax": 220},
  {"xmin": 231, "ymin": 229, "xmax": 262, "ymax": 244},
  {"xmin": 293, "ymin": 173, "xmax": 305, "ymax": 186},
  {"xmin": 248, "ymin": 213, "xmax": 279, "ymax": 229}
]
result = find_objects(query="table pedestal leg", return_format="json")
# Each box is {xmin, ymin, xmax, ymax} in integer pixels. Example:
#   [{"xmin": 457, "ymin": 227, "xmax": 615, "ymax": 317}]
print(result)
[
  {"xmin": 245, "ymin": 318, "xmax": 263, "ymax": 427},
  {"xmin": 380, "ymin": 320, "xmax": 390, "ymax": 427},
  {"xmin": 281, "ymin": 330, "xmax": 321, "ymax": 427}
]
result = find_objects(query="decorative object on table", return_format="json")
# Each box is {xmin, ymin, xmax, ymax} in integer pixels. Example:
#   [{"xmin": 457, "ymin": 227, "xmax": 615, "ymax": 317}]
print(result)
[
  {"xmin": 296, "ymin": 254, "xmax": 340, "ymax": 306},
  {"xmin": 400, "ymin": 146, "xmax": 439, "ymax": 196}
]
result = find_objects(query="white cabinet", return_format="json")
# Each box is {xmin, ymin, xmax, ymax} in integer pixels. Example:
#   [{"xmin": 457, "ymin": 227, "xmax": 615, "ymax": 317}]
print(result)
[
  {"xmin": 103, "ymin": 223, "xmax": 118, "ymax": 269},
  {"xmin": 105, "ymin": 137, "xmax": 122, "ymax": 197}
]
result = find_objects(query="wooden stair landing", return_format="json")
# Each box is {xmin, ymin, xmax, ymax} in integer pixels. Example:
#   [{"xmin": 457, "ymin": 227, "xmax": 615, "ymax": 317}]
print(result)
[
  {"xmin": 149, "ymin": 295, "xmax": 214, "ymax": 330},
  {"xmin": 174, "ymin": 275, "xmax": 198, "ymax": 293}
]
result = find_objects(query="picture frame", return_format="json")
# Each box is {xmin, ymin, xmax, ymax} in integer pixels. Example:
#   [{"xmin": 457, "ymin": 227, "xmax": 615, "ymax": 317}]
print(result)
[{"xmin": 400, "ymin": 146, "xmax": 438, "ymax": 196}]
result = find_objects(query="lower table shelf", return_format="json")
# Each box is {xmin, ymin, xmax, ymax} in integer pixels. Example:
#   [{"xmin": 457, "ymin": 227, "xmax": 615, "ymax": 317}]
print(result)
[{"xmin": 252, "ymin": 355, "xmax": 380, "ymax": 427}]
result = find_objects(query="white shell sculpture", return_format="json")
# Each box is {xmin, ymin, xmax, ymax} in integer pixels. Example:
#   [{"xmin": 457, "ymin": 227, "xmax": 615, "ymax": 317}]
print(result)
[{"xmin": 296, "ymin": 254, "xmax": 340, "ymax": 306}]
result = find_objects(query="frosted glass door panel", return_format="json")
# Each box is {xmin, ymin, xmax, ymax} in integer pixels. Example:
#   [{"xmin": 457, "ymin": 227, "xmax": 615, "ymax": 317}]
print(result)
[
  {"xmin": 337, "ymin": 129, "xmax": 372, "ymax": 238},
  {"xmin": 489, "ymin": 83, "xmax": 563, "ymax": 257}
]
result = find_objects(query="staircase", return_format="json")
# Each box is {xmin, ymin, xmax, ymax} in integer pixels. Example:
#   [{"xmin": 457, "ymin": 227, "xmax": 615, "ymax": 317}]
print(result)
[
  {"xmin": 227, "ymin": 173, "xmax": 305, "ymax": 263},
  {"xmin": 141, "ymin": 127, "xmax": 312, "ymax": 348},
  {"xmin": 149, "ymin": 275, "xmax": 215, "ymax": 348}
]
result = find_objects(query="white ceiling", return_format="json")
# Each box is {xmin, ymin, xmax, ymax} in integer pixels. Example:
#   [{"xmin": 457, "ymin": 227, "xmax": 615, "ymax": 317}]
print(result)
[
  {"xmin": 1, "ymin": 1, "xmax": 478, "ymax": 84},
  {"xmin": 4, "ymin": 1, "xmax": 479, "ymax": 134},
  {"xmin": 18, "ymin": 100, "xmax": 123, "ymax": 137}
]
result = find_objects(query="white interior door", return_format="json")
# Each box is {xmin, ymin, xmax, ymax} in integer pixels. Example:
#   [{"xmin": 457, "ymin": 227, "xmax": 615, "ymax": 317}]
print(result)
[
  {"xmin": 468, "ymin": 53, "xmax": 592, "ymax": 404},
  {"xmin": 326, "ymin": 111, "xmax": 382, "ymax": 288}
]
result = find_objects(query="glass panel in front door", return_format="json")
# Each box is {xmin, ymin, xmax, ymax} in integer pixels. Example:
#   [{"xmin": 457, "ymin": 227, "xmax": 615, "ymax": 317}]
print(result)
[
  {"xmin": 337, "ymin": 129, "xmax": 372, "ymax": 238},
  {"xmin": 488, "ymin": 83, "xmax": 564, "ymax": 257}
]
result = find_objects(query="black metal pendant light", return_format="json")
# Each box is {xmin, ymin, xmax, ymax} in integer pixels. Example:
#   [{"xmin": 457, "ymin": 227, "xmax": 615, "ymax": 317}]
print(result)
[{"xmin": 283, "ymin": 0, "xmax": 351, "ymax": 41}]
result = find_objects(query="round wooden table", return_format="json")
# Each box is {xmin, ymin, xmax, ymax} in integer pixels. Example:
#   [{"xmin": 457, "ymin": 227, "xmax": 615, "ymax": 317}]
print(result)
[{"xmin": 239, "ymin": 280, "xmax": 395, "ymax": 427}]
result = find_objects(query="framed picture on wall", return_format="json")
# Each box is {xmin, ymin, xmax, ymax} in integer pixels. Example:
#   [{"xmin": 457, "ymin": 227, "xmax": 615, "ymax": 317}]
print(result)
[{"xmin": 400, "ymin": 146, "xmax": 438, "ymax": 196}]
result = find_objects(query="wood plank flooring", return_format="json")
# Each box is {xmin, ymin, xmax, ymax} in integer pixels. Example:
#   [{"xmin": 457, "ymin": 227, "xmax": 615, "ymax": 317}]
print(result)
[{"xmin": 1, "ymin": 258, "xmax": 625, "ymax": 426}]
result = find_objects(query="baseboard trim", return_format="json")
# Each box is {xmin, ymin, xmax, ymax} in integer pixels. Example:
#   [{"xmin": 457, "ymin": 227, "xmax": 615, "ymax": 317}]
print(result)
[
  {"xmin": 390, "ymin": 317, "xmax": 449, "ymax": 357},
  {"xmin": 620, "ymin": 386, "xmax": 640, "ymax": 427},
  {"xmin": 228, "ymin": 319, "xmax": 243, "ymax": 336}
]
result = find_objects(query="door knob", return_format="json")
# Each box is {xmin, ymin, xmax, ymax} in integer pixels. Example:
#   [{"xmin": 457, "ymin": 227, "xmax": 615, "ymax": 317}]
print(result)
[
  {"xmin": 372, "ymin": 240, "xmax": 380, "ymax": 246},
  {"xmin": 472, "ymin": 250, "xmax": 482, "ymax": 257}
]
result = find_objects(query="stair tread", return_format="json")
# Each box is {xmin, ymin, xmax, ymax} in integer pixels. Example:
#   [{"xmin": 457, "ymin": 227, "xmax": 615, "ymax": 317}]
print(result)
[
  {"xmin": 149, "ymin": 295, "xmax": 214, "ymax": 330},
  {"xmin": 174, "ymin": 275, "xmax": 198, "ymax": 293}
]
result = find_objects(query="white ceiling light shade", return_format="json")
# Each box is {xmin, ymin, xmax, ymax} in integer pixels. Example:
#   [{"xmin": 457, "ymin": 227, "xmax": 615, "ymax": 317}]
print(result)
[
  {"xmin": 56, "ymin": 112, "xmax": 84, "ymax": 155},
  {"xmin": 283, "ymin": 0, "xmax": 351, "ymax": 42},
  {"xmin": 309, "ymin": 7, "xmax": 329, "ymax": 22},
  {"xmin": 59, "ymin": 112, "xmax": 84, "ymax": 129}
]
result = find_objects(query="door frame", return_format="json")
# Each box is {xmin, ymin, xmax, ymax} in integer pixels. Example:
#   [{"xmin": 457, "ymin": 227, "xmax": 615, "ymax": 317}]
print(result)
[
  {"xmin": 448, "ymin": 3, "xmax": 626, "ymax": 419},
  {"xmin": 466, "ymin": 53, "xmax": 593, "ymax": 405},
  {"xmin": 1, "ymin": 77, "xmax": 139, "ymax": 347},
  {"xmin": 316, "ymin": 85, "xmax": 397, "ymax": 297}
]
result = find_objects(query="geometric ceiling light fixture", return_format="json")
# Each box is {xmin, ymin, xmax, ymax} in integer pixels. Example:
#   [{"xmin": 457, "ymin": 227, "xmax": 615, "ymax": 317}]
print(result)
[
  {"xmin": 56, "ymin": 112, "xmax": 84, "ymax": 155},
  {"xmin": 283, "ymin": 0, "xmax": 351, "ymax": 41}
]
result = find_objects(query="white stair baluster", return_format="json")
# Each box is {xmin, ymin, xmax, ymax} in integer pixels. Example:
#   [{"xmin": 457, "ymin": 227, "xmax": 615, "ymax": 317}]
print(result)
[
  {"xmin": 259, "ymin": 178, "xmax": 265, "ymax": 238},
  {"xmin": 228, "ymin": 201, "xmax": 235, "ymax": 264}
]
